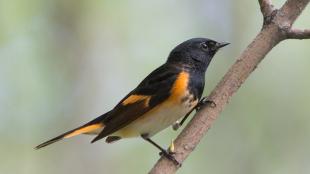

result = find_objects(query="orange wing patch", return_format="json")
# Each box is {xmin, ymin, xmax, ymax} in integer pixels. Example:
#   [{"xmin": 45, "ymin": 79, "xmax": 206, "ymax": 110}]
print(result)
[
  {"xmin": 64, "ymin": 123, "xmax": 104, "ymax": 138},
  {"xmin": 169, "ymin": 71, "xmax": 189, "ymax": 102},
  {"xmin": 122, "ymin": 95, "xmax": 151, "ymax": 107}
]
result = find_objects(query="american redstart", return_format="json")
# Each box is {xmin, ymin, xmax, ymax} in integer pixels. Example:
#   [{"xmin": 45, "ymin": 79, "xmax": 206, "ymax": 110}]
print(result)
[{"xmin": 35, "ymin": 38, "xmax": 229, "ymax": 165}]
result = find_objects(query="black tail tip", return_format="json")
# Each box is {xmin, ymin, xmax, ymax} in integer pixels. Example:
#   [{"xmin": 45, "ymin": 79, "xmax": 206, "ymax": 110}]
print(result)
[
  {"xmin": 34, "ymin": 137, "xmax": 63, "ymax": 150},
  {"xmin": 34, "ymin": 144, "xmax": 44, "ymax": 150},
  {"xmin": 34, "ymin": 142, "xmax": 50, "ymax": 150},
  {"xmin": 91, "ymin": 137, "xmax": 100, "ymax": 144}
]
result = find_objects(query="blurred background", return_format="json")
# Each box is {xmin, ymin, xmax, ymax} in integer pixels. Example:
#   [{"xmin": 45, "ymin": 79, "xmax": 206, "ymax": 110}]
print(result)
[{"xmin": 1, "ymin": 0, "xmax": 310, "ymax": 173}]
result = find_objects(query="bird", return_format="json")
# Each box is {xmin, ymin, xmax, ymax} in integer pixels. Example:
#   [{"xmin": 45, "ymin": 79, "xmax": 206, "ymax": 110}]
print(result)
[{"xmin": 35, "ymin": 38, "xmax": 229, "ymax": 165}]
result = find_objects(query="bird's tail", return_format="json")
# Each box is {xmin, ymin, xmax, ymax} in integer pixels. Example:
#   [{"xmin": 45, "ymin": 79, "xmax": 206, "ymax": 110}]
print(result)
[{"xmin": 35, "ymin": 121, "xmax": 105, "ymax": 150}]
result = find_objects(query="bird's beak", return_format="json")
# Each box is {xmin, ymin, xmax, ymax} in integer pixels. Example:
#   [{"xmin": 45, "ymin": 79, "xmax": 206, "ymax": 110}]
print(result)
[{"xmin": 216, "ymin": 42, "xmax": 230, "ymax": 49}]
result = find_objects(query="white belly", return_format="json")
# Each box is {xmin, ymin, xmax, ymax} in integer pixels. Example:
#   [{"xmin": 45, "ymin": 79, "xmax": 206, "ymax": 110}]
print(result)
[{"xmin": 113, "ymin": 95, "xmax": 197, "ymax": 138}]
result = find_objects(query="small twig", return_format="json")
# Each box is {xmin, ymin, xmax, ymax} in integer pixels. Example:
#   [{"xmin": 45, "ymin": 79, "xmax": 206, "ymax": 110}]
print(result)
[
  {"xmin": 258, "ymin": 0, "xmax": 275, "ymax": 17},
  {"xmin": 287, "ymin": 28, "xmax": 310, "ymax": 39}
]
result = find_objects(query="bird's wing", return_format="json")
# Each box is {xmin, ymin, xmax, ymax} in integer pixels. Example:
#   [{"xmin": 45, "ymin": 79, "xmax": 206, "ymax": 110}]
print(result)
[{"xmin": 91, "ymin": 64, "xmax": 183, "ymax": 143}]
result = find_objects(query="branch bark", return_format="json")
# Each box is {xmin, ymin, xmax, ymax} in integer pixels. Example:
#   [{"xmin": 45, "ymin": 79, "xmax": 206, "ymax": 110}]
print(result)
[
  {"xmin": 149, "ymin": 0, "xmax": 310, "ymax": 173},
  {"xmin": 287, "ymin": 29, "xmax": 310, "ymax": 39},
  {"xmin": 259, "ymin": 0, "xmax": 274, "ymax": 18}
]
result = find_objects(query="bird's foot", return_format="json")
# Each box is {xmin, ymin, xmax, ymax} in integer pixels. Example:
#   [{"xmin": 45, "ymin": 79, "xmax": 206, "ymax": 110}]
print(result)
[
  {"xmin": 159, "ymin": 149, "xmax": 181, "ymax": 167},
  {"xmin": 158, "ymin": 140, "xmax": 181, "ymax": 166},
  {"xmin": 195, "ymin": 97, "xmax": 216, "ymax": 111}
]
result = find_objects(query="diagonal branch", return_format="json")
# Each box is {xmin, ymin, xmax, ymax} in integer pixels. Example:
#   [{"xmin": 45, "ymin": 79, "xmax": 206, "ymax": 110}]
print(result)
[
  {"xmin": 258, "ymin": 0, "xmax": 275, "ymax": 17},
  {"xmin": 149, "ymin": 0, "xmax": 310, "ymax": 173},
  {"xmin": 278, "ymin": 0, "xmax": 310, "ymax": 25},
  {"xmin": 287, "ymin": 29, "xmax": 310, "ymax": 39}
]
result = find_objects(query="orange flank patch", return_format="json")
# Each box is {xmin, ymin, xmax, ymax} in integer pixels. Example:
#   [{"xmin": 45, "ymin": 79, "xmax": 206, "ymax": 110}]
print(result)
[
  {"xmin": 64, "ymin": 123, "xmax": 104, "ymax": 138},
  {"xmin": 122, "ymin": 95, "xmax": 151, "ymax": 106},
  {"xmin": 169, "ymin": 71, "xmax": 189, "ymax": 102}
]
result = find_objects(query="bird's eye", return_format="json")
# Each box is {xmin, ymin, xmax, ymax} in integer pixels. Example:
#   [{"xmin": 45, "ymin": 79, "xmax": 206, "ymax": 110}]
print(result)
[{"xmin": 201, "ymin": 42, "xmax": 209, "ymax": 51}]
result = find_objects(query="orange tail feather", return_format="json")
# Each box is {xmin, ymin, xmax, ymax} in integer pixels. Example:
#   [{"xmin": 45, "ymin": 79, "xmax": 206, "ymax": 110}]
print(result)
[{"xmin": 35, "ymin": 123, "xmax": 104, "ymax": 150}]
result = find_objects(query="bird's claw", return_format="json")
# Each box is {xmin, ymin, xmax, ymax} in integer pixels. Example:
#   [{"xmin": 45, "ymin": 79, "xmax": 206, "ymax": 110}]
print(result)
[
  {"xmin": 196, "ymin": 97, "xmax": 216, "ymax": 111},
  {"xmin": 159, "ymin": 149, "xmax": 181, "ymax": 167},
  {"xmin": 157, "ymin": 140, "xmax": 181, "ymax": 166}
]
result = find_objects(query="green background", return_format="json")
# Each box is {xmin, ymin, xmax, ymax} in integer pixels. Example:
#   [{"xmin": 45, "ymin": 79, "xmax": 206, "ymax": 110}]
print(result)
[{"xmin": 1, "ymin": 0, "xmax": 310, "ymax": 173}]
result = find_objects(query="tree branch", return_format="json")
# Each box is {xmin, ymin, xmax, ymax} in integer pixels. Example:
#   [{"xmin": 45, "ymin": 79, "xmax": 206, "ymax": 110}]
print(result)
[
  {"xmin": 258, "ymin": 0, "xmax": 274, "ymax": 17},
  {"xmin": 287, "ymin": 29, "xmax": 310, "ymax": 39},
  {"xmin": 149, "ymin": 0, "xmax": 309, "ymax": 173}
]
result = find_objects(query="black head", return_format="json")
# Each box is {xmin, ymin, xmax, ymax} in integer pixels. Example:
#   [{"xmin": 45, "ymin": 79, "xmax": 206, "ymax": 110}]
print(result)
[{"xmin": 166, "ymin": 38, "xmax": 229, "ymax": 72}]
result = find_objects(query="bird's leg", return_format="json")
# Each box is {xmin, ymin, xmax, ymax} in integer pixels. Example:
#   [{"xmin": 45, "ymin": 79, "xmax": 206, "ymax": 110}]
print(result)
[
  {"xmin": 172, "ymin": 107, "xmax": 195, "ymax": 131},
  {"xmin": 141, "ymin": 134, "xmax": 181, "ymax": 166},
  {"xmin": 173, "ymin": 97, "xmax": 216, "ymax": 131}
]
